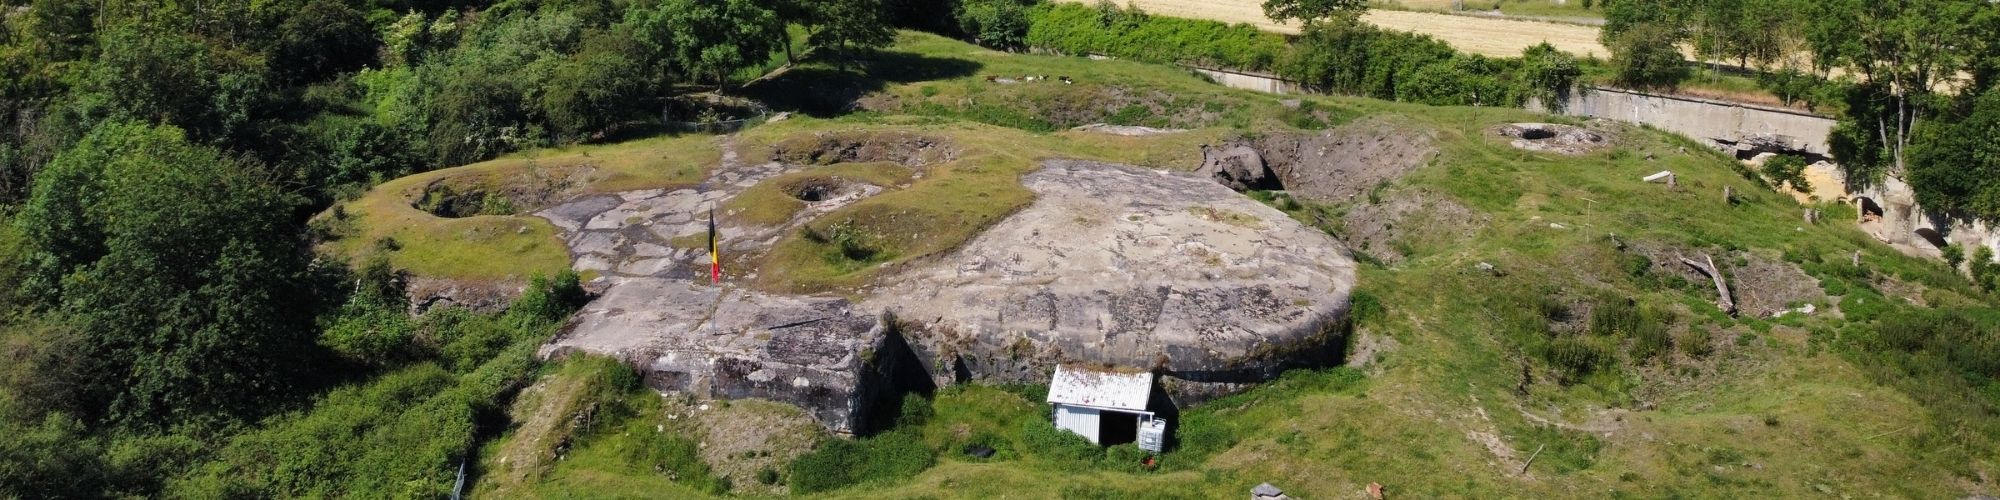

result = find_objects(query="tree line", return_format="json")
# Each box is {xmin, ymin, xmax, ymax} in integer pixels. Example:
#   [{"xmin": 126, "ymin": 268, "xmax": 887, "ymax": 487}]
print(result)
[{"xmin": 0, "ymin": 0, "xmax": 900, "ymax": 496}]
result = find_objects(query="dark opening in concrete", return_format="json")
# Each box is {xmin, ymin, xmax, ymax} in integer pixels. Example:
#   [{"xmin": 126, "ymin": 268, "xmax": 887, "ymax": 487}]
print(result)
[
  {"xmin": 1857, "ymin": 197, "xmax": 1884, "ymax": 221},
  {"xmin": 1915, "ymin": 227, "xmax": 1948, "ymax": 249},
  {"xmin": 789, "ymin": 180, "xmax": 840, "ymax": 202}
]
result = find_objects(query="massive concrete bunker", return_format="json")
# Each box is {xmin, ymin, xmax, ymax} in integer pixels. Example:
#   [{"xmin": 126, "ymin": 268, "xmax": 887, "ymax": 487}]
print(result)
[{"xmin": 536, "ymin": 152, "xmax": 1358, "ymax": 434}]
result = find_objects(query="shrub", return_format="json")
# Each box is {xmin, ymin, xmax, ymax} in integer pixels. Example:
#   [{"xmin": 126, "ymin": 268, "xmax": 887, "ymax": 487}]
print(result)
[
  {"xmin": 1519, "ymin": 42, "xmax": 1581, "ymax": 109},
  {"xmin": 1020, "ymin": 419, "xmax": 1101, "ymax": 466},
  {"xmin": 958, "ymin": 0, "xmax": 1038, "ymax": 50},
  {"xmin": 508, "ymin": 270, "xmax": 588, "ymax": 326},
  {"xmin": 1608, "ymin": 25, "xmax": 1688, "ymax": 90},
  {"xmin": 1026, "ymin": 3, "xmax": 1286, "ymax": 71},
  {"xmin": 321, "ymin": 307, "xmax": 417, "ymax": 363},
  {"xmin": 788, "ymin": 430, "xmax": 936, "ymax": 493},
  {"xmin": 1761, "ymin": 155, "xmax": 1812, "ymax": 192}
]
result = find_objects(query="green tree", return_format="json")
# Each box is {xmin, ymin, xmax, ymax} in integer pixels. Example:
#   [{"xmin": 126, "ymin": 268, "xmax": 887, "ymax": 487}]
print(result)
[
  {"xmin": 1608, "ymin": 24, "xmax": 1689, "ymax": 90},
  {"xmin": 541, "ymin": 29, "xmax": 653, "ymax": 141},
  {"xmin": 16, "ymin": 122, "xmax": 315, "ymax": 430},
  {"xmin": 1809, "ymin": 0, "xmax": 1986, "ymax": 184},
  {"xmin": 263, "ymin": 0, "xmax": 379, "ymax": 84},
  {"xmin": 77, "ymin": 26, "xmax": 272, "ymax": 144},
  {"xmin": 1909, "ymin": 89, "xmax": 2000, "ymax": 219},
  {"xmin": 1261, "ymin": 0, "xmax": 1367, "ymax": 26},
  {"xmin": 806, "ymin": 0, "xmax": 897, "ymax": 66},
  {"xmin": 957, "ymin": 0, "xmax": 1036, "ymax": 50},
  {"xmin": 626, "ymin": 0, "xmax": 783, "ymax": 86}
]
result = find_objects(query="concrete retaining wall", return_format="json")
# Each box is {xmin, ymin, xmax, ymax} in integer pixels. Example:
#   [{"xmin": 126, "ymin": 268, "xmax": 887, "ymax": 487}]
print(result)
[
  {"xmin": 1191, "ymin": 67, "xmax": 1304, "ymax": 94},
  {"xmin": 1176, "ymin": 65, "xmax": 1838, "ymax": 156},
  {"xmin": 1535, "ymin": 87, "xmax": 1838, "ymax": 155}
]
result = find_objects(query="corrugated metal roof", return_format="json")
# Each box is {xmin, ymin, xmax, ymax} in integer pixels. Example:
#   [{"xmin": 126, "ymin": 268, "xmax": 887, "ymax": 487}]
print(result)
[{"xmin": 1046, "ymin": 365, "xmax": 1153, "ymax": 411}]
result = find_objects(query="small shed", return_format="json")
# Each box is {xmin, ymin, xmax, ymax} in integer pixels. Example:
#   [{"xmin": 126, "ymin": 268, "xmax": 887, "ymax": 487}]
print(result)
[{"xmin": 1047, "ymin": 365, "xmax": 1162, "ymax": 448}]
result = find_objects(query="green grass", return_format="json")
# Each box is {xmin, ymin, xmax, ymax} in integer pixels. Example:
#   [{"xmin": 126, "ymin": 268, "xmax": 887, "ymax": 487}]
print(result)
[
  {"xmin": 320, "ymin": 134, "xmax": 718, "ymax": 281},
  {"xmin": 722, "ymin": 162, "xmax": 915, "ymax": 226}
]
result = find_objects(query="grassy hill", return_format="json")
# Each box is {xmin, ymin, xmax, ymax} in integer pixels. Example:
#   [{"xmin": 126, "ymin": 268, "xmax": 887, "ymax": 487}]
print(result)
[{"xmin": 337, "ymin": 31, "xmax": 1999, "ymax": 497}]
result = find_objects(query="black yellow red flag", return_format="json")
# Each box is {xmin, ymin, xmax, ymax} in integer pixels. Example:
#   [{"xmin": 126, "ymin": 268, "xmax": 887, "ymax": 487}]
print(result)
[{"xmin": 709, "ymin": 207, "xmax": 720, "ymax": 284}]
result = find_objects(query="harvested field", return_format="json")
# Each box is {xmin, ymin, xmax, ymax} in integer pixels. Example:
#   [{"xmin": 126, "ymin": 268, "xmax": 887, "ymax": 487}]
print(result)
[{"xmin": 1052, "ymin": 0, "xmax": 1608, "ymax": 58}]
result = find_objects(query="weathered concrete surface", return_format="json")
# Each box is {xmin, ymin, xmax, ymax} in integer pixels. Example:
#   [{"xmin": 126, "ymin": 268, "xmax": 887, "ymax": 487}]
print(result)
[
  {"xmin": 1853, "ymin": 174, "xmax": 2000, "ymax": 265},
  {"xmin": 867, "ymin": 160, "xmax": 1356, "ymax": 400},
  {"xmin": 1252, "ymin": 118, "xmax": 1440, "ymax": 202},
  {"xmin": 1196, "ymin": 144, "xmax": 1274, "ymax": 191},
  {"xmin": 1495, "ymin": 122, "xmax": 1611, "ymax": 155},
  {"xmin": 535, "ymin": 144, "xmax": 908, "ymax": 434},
  {"xmin": 537, "ymin": 278, "xmax": 898, "ymax": 434},
  {"xmin": 1534, "ymin": 87, "xmax": 1837, "ymax": 155}
]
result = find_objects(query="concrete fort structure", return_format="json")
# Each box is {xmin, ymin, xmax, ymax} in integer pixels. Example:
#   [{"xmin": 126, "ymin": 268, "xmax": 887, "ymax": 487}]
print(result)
[{"xmin": 535, "ymin": 144, "xmax": 1358, "ymax": 436}]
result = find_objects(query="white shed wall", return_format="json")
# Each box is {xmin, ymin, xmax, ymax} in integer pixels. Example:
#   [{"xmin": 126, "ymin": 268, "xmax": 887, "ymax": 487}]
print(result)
[{"xmin": 1054, "ymin": 404, "xmax": 1102, "ymax": 443}]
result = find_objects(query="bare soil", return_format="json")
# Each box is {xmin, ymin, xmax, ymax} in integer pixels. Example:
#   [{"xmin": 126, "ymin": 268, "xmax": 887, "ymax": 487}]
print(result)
[
  {"xmin": 1625, "ymin": 241, "xmax": 1826, "ymax": 318},
  {"xmin": 769, "ymin": 132, "xmax": 957, "ymax": 167},
  {"xmin": 1338, "ymin": 189, "xmax": 1486, "ymax": 265},
  {"xmin": 1249, "ymin": 117, "xmax": 1442, "ymax": 203}
]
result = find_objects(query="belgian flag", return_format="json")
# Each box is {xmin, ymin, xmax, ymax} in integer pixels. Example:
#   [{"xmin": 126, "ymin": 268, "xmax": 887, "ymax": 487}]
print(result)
[{"xmin": 708, "ymin": 207, "xmax": 721, "ymax": 284}]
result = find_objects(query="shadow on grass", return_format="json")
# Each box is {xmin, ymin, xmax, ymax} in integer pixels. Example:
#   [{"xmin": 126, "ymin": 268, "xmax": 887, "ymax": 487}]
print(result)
[{"xmin": 741, "ymin": 50, "xmax": 982, "ymax": 117}]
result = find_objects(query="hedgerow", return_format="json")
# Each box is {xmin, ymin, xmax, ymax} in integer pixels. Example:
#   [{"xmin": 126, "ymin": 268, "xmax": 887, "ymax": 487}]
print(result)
[{"xmin": 1025, "ymin": 3, "xmax": 1286, "ymax": 72}]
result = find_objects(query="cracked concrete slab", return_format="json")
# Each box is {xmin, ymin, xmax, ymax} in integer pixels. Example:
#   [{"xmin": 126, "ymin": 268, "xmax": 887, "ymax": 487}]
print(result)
[{"xmin": 868, "ymin": 160, "xmax": 1357, "ymax": 399}]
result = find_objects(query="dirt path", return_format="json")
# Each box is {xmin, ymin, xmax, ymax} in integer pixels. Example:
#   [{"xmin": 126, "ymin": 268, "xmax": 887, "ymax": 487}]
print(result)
[{"xmin": 1052, "ymin": 0, "xmax": 1608, "ymax": 58}]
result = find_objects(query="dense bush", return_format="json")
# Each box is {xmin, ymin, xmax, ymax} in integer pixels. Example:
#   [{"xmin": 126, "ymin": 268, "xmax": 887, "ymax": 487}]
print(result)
[
  {"xmin": 1026, "ymin": 2, "xmax": 1286, "ymax": 72},
  {"xmin": 1607, "ymin": 24, "xmax": 1688, "ymax": 90},
  {"xmin": 1277, "ymin": 17, "xmax": 1561, "ymax": 107},
  {"xmin": 958, "ymin": 0, "xmax": 1039, "ymax": 50},
  {"xmin": 1761, "ymin": 154, "xmax": 1813, "ymax": 192},
  {"xmin": 1909, "ymin": 88, "xmax": 2000, "ymax": 220},
  {"xmin": 161, "ymin": 270, "xmax": 589, "ymax": 496},
  {"xmin": 1519, "ymin": 42, "xmax": 1582, "ymax": 108}
]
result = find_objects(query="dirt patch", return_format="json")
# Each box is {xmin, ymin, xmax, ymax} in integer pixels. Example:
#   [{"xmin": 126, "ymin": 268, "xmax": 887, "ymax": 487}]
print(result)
[
  {"xmin": 1071, "ymin": 123, "xmax": 1189, "ymax": 136},
  {"xmin": 405, "ymin": 276, "xmax": 519, "ymax": 314},
  {"xmin": 1337, "ymin": 190, "xmax": 1486, "ymax": 265},
  {"xmin": 1494, "ymin": 122, "xmax": 1612, "ymax": 155},
  {"xmin": 1246, "ymin": 117, "xmax": 1441, "ymax": 202},
  {"xmin": 1624, "ymin": 242, "xmax": 1826, "ymax": 318},
  {"xmin": 770, "ymin": 132, "xmax": 957, "ymax": 167},
  {"xmin": 414, "ymin": 168, "xmax": 588, "ymax": 218}
]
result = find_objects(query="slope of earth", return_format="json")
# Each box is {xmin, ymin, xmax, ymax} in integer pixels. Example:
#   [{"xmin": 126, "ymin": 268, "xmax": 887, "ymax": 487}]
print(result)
[{"xmin": 418, "ymin": 32, "xmax": 2000, "ymax": 498}]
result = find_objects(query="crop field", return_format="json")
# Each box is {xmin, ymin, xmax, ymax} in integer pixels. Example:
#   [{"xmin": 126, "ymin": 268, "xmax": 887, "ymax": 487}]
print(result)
[{"xmin": 1052, "ymin": 0, "xmax": 1609, "ymax": 58}]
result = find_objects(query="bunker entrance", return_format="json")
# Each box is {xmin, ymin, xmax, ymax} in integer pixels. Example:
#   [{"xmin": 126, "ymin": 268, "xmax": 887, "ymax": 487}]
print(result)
[
  {"xmin": 1857, "ymin": 197, "xmax": 1884, "ymax": 222},
  {"xmin": 1915, "ymin": 227, "xmax": 1948, "ymax": 249}
]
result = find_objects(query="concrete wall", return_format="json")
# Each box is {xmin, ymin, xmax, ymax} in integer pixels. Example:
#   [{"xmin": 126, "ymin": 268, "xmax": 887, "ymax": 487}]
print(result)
[
  {"xmin": 1535, "ymin": 87, "xmax": 1838, "ymax": 155},
  {"xmin": 1181, "ymin": 65, "xmax": 1838, "ymax": 156},
  {"xmin": 1191, "ymin": 68, "xmax": 1304, "ymax": 94}
]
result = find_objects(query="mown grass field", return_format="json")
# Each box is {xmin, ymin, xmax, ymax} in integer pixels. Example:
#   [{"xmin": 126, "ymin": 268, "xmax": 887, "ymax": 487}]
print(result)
[{"xmin": 454, "ymin": 32, "xmax": 1999, "ymax": 498}]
